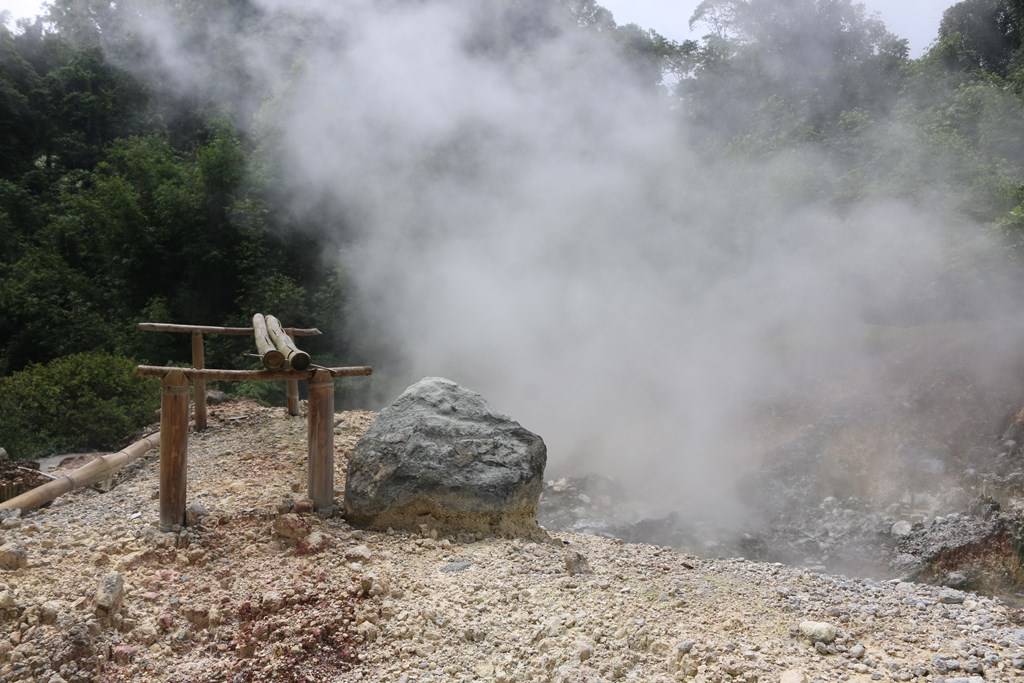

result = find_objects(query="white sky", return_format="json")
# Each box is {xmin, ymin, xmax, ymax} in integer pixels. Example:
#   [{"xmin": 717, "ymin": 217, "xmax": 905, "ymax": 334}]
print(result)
[
  {"xmin": 1, "ymin": 0, "xmax": 44, "ymax": 26},
  {"xmin": 600, "ymin": 0, "xmax": 951, "ymax": 57},
  {"xmin": 3, "ymin": 0, "xmax": 951, "ymax": 56}
]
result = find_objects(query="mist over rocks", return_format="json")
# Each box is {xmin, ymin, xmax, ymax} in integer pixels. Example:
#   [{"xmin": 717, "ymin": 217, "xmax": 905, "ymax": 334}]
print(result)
[
  {"xmin": 113, "ymin": 0, "xmax": 1024, "ymax": 545},
  {"xmin": 344, "ymin": 377, "xmax": 547, "ymax": 537}
]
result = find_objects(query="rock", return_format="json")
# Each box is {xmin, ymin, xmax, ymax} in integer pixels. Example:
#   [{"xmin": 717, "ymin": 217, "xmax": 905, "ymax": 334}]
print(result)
[
  {"xmin": 344, "ymin": 377, "xmax": 547, "ymax": 537},
  {"xmin": 273, "ymin": 513, "xmax": 311, "ymax": 540},
  {"xmin": 261, "ymin": 591, "xmax": 285, "ymax": 612},
  {"xmin": 442, "ymin": 559, "xmax": 473, "ymax": 573},
  {"xmin": 344, "ymin": 544, "xmax": 372, "ymax": 562},
  {"xmin": 93, "ymin": 573, "xmax": 124, "ymax": 621},
  {"xmin": 891, "ymin": 521, "xmax": 913, "ymax": 537},
  {"xmin": 205, "ymin": 389, "xmax": 230, "ymax": 404},
  {"xmin": 297, "ymin": 530, "xmax": 330, "ymax": 554},
  {"xmin": 780, "ymin": 670, "xmax": 808, "ymax": 683},
  {"xmin": 0, "ymin": 543, "xmax": 27, "ymax": 570},
  {"xmin": 798, "ymin": 620, "xmax": 837, "ymax": 644},
  {"xmin": 185, "ymin": 503, "xmax": 209, "ymax": 525},
  {"xmin": 564, "ymin": 551, "xmax": 592, "ymax": 575},
  {"xmin": 40, "ymin": 600, "xmax": 61, "ymax": 624},
  {"xmin": 939, "ymin": 589, "xmax": 966, "ymax": 604},
  {"xmin": 112, "ymin": 645, "xmax": 137, "ymax": 664}
]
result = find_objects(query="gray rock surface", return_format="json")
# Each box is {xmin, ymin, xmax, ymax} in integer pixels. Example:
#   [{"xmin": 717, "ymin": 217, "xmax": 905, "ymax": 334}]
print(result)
[
  {"xmin": 0, "ymin": 543, "xmax": 27, "ymax": 571},
  {"xmin": 93, "ymin": 572, "xmax": 124, "ymax": 621},
  {"xmin": 344, "ymin": 377, "xmax": 546, "ymax": 536}
]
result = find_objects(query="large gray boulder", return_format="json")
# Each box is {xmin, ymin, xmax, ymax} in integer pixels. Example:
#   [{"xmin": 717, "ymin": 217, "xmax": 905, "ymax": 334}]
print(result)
[{"xmin": 344, "ymin": 377, "xmax": 546, "ymax": 537}]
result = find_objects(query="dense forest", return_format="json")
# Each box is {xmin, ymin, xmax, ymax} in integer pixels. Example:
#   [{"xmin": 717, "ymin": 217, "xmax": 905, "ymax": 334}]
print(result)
[{"xmin": 2, "ymin": 0, "xmax": 1024, "ymax": 459}]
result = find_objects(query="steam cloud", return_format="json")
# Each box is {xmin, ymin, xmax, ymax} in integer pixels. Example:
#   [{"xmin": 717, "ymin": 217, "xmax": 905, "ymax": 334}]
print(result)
[{"xmin": 128, "ymin": 0, "xmax": 1024, "ymax": 527}]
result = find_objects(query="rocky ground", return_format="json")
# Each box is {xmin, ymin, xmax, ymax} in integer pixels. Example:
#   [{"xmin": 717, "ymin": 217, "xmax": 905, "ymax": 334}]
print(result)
[{"xmin": 1, "ymin": 400, "xmax": 1024, "ymax": 682}]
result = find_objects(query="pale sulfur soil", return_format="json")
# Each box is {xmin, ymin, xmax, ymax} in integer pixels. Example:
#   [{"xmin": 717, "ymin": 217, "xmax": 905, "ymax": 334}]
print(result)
[{"xmin": 0, "ymin": 400, "xmax": 1022, "ymax": 683}]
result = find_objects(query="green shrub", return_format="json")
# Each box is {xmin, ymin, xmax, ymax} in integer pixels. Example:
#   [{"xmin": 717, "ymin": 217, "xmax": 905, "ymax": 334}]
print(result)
[{"xmin": 0, "ymin": 352, "xmax": 159, "ymax": 460}]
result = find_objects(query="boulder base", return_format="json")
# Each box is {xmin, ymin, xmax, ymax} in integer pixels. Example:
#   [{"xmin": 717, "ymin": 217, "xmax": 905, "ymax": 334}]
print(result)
[{"xmin": 344, "ymin": 377, "xmax": 546, "ymax": 537}]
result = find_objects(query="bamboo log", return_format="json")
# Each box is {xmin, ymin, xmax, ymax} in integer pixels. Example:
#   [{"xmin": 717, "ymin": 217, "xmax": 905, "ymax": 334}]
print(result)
[
  {"xmin": 137, "ymin": 366, "xmax": 373, "ymax": 380},
  {"xmin": 0, "ymin": 433, "xmax": 160, "ymax": 513},
  {"xmin": 252, "ymin": 314, "xmax": 285, "ymax": 370},
  {"xmin": 137, "ymin": 322, "xmax": 321, "ymax": 336},
  {"xmin": 266, "ymin": 315, "xmax": 312, "ymax": 371},
  {"xmin": 160, "ymin": 370, "xmax": 189, "ymax": 531},
  {"xmin": 191, "ymin": 331, "xmax": 207, "ymax": 431},
  {"xmin": 307, "ymin": 369, "xmax": 335, "ymax": 515}
]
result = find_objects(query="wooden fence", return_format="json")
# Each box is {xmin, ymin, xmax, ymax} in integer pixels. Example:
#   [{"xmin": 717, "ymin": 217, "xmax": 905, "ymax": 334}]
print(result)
[{"xmin": 138, "ymin": 315, "xmax": 372, "ymax": 530}]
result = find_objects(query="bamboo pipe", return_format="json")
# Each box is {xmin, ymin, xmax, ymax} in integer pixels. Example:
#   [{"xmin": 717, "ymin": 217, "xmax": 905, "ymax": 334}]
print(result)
[
  {"xmin": 252, "ymin": 314, "xmax": 285, "ymax": 370},
  {"xmin": 137, "ymin": 322, "xmax": 321, "ymax": 336},
  {"xmin": 266, "ymin": 315, "xmax": 311, "ymax": 371},
  {"xmin": 0, "ymin": 433, "xmax": 160, "ymax": 513},
  {"xmin": 137, "ymin": 366, "xmax": 373, "ymax": 380}
]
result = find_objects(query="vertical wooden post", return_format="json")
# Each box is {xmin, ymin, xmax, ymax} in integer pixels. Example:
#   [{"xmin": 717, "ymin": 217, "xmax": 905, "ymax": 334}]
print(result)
[
  {"xmin": 160, "ymin": 370, "xmax": 189, "ymax": 531},
  {"xmin": 191, "ymin": 331, "xmax": 207, "ymax": 431},
  {"xmin": 285, "ymin": 331, "xmax": 300, "ymax": 416},
  {"xmin": 307, "ymin": 369, "xmax": 334, "ymax": 516}
]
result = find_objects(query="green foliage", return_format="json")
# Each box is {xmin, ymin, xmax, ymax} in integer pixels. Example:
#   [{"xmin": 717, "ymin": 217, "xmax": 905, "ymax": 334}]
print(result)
[{"xmin": 0, "ymin": 352, "xmax": 159, "ymax": 460}]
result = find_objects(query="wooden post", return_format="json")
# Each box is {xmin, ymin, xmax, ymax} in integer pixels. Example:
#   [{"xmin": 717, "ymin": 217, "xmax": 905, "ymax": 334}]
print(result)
[
  {"xmin": 191, "ymin": 331, "xmax": 207, "ymax": 431},
  {"xmin": 286, "ymin": 327, "xmax": 300, "ymax": 416},
  {"xmin": 160, "ymin": 370, "xmax": 189, "ymax": 531},
  {"xmin": 307, "ymin": 368, "xmax": 334, "ymax": 516}
]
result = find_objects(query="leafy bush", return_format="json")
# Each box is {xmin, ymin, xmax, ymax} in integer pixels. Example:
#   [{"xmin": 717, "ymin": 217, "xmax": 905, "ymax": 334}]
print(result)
[{"xmin": 0, "ymin": 352, "xmax": 159, "ymax": 460}]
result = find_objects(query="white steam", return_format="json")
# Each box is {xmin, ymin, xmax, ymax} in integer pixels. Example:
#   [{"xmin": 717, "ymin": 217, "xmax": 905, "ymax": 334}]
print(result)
[{"xmin": 128, "ymin": 0, "xmax": 1022, "ymax": 524}]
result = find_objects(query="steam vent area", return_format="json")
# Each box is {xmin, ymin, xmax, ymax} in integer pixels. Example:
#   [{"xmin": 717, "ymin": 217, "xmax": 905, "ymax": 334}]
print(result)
[{"xmin": 2, "ymin": 357, "xmax": 1024, "ymax": 682}]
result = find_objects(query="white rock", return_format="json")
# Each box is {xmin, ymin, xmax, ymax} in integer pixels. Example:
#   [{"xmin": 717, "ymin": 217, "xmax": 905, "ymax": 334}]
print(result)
[
  {"xmin": 798, "ymin": 620, "xmax": 837, "ymax": 644},
  {"xmin": 891, "ymin": 521, "xmax": 913, "ymax": 537},
  {"xmin": 345, "ymin": 544, "xmax": 372, "ymax": 562}
]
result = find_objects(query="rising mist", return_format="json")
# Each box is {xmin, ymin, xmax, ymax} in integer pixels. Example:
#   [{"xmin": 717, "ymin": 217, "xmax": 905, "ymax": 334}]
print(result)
[{"xmin": 119, "ymin": 0, "xmax": 1024, "ymax": 532}]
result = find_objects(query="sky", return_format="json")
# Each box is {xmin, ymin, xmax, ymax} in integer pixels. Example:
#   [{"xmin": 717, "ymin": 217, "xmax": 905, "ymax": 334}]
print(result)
[
  {"xmin": 600, "ymin": 0, "xmax": 950, "ymax": 56},
  {"xmin": 1, "ymin": 0, "xmax": 43, "ymax": 26},
  {"xmin": 1, "ymin": 0, "xmax": 952, "ymax": 56}
]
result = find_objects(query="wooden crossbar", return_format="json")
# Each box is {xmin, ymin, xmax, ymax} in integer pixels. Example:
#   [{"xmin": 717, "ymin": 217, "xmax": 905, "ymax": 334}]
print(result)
[
  {"xmin": 137, "ymin": 322, "xmax": 321, "ymax": 336},
  {"xmin": 136, "ymin": 365, "xmax": 373, "ymax": 380}
]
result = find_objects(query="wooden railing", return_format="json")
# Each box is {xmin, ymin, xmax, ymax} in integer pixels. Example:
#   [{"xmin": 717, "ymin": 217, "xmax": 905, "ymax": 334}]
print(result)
[
  {"xmin": 138, "ymin": 316, "xmax": 372, "ymax": 530},
  {"xmin": 1, "ymin": 316, "xmax": 371, "ymax": 526},
  {"xmin": 137, "ymin": 319, "xmax": 322, "ymax": 429}
]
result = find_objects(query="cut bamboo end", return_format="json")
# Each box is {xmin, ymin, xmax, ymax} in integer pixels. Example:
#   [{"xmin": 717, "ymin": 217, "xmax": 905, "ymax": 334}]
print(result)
[
  {"xmin": 266, "ymin": 314, "xmax": 311, "ymax": 370},
  {"xmin": 252, "ymin": 313, "xmax": 286, "ymax": 369}
]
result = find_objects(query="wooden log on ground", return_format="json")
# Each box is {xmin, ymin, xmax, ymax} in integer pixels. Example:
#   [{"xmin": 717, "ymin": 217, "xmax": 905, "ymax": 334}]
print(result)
[
  {"xmin": 307, "ymin": 368, "xmax": 335, "ymax": 515},
  {"xmin": 0, "ymin": 433, "xmax": 160, "ymax": 513},
  {"xmin": 160, "ymin": 369, "xmax": 189, "ymax": 531},
  {"xmin": 137, "ymin": 366, "xmax": 373, "ymax": 381},
  {"xmin": 137, "ymin": 322, "xmax": 321, "ymax": 336},
  {"xmin": 191, "ymin": 331, "xmax": 208, "ymax": 431},
  {"xmin": 265, "ymin": 315, "xmax": 312, "ymax": 371},
  {"xmin": 252, "ymin": 314, "xmax": 285, "ymax": 370}
]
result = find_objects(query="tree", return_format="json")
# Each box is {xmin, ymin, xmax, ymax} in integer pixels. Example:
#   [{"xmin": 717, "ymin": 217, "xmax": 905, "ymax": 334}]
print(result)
[
  {"xmin": 934, "ymin": 0, "xmax": 1024, "ymax": 77},
  {"xmin": 681, "ymin": 0, "xmax": 909, "ymax": 141}
]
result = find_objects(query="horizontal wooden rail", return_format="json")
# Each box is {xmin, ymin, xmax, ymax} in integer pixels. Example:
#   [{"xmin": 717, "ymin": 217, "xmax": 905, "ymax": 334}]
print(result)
[
  {"xmin": 137, "ymin": 365, "xmax": 373, "ymax": 381},
  {"xmin": 137, "ymin": 323, "xmax": 321, "ymax": 336},
  {"xmin": 0, "ymin": 433, "xmax": 161, "ymax": 513}
]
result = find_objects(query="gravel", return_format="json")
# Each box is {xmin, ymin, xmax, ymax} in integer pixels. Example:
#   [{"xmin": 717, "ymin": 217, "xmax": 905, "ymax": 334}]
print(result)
[{"xmin": 0, "ymin": 399, "xmax": 1022, "ymax": 682}]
